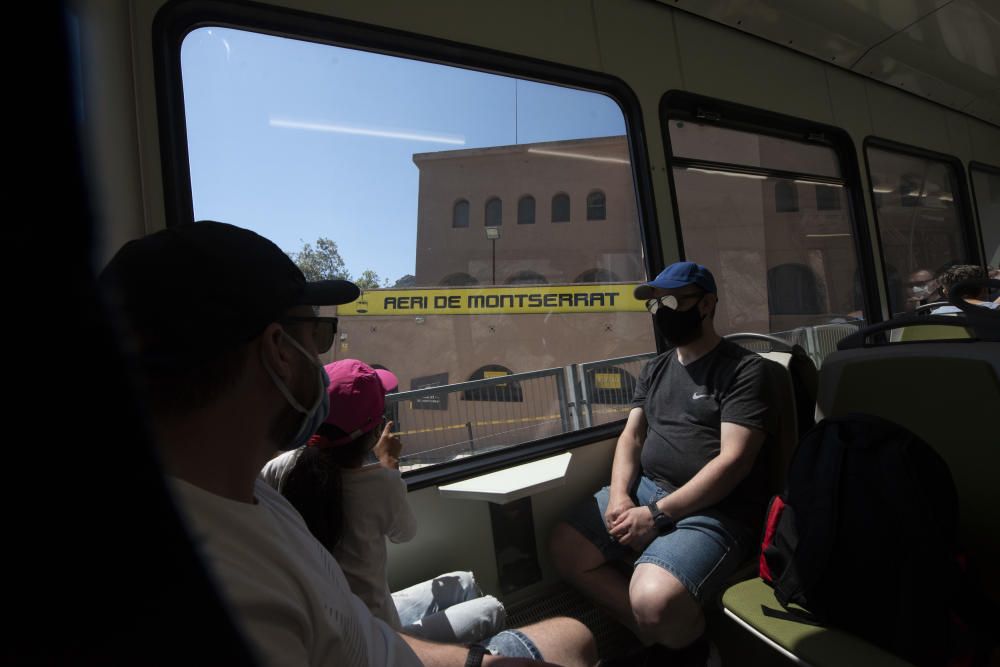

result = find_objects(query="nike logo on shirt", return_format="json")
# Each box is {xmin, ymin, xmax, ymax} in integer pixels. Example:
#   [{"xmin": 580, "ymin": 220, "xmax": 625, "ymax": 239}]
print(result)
[{"xmin": 692, "ymin": 392, "xmax": 711, "ymax": 399}]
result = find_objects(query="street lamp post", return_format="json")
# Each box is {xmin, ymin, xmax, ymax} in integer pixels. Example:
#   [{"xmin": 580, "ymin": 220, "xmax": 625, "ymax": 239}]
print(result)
[{"xmin": 485, "ymin": 226, "xmax": 501, "ymax": 285}]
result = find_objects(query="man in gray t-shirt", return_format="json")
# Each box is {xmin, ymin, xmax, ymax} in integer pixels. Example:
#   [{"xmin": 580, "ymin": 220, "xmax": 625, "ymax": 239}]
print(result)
[{"xmin": 550, "ymin": 261, "xmax": 772, "ymax": 664}]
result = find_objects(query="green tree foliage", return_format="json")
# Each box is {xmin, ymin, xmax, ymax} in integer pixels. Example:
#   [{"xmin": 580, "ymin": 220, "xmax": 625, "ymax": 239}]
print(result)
[
  {"xmin": 355, "ymin": 269, "xmax": 387, "ymax": 290},
  {"xmin": 290, "ymin": 238, "xmax": 349, "ymax": 282},
  {"xmin": 289, "ymin": 238, "xmax": 390, "ymax": 288}
]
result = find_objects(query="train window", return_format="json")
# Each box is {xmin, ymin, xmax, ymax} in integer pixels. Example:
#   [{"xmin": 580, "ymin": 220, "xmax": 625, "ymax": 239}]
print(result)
[
  {"xmin": 971, "ymin": 166, "xmax": 1000, "ymax": 268},
  {"xmin": 180, "ymin": 27, "xmax": 651, "ymax": 472},
  {"xmin": 665, "ymin": 119, "xmax": 864, "ymax": 344},
  {"xmin": 866, "ymin": 146, "xmax": 973, "ymax": 315}
]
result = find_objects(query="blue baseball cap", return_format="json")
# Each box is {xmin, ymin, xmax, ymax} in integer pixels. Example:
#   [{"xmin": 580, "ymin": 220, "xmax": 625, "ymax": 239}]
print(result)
[{"xmin": 634, "ymin": 261, "xmax": 717, "ymax": 300}]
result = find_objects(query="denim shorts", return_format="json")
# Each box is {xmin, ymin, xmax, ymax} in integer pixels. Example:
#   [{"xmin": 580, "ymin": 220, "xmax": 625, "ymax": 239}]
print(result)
[
  {"xmin": 482, "ymin": 629, "xmax": 542, "ymax": 659},
  {"xmin": 564, "ymin": 475, "xmax": 753, "ymax": 603}
]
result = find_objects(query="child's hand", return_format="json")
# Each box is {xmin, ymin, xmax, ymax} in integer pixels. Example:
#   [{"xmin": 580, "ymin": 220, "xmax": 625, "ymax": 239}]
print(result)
[{"xmin": 373, "ymin": 421, "xmax": 402, "ymax": 469}]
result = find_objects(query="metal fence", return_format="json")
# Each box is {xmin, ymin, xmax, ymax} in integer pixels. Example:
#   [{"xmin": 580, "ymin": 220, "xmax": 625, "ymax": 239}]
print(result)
[
  {"xmin": 387, "ymin": 367, "xmax": 570, "ymax": 467},
  {"xmin": 386, "ymin": 321, "xmax": 860, "ymax": 470}
]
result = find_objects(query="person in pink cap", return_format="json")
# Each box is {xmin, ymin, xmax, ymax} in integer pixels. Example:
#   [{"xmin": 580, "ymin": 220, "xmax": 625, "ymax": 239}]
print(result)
[{"xmin": 261, "ymin": 359, "xmax": 506, "ymax": 645}]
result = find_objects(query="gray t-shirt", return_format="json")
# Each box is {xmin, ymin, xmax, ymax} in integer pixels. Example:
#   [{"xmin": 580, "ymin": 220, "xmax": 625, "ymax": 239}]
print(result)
[{"xmin": 634, "ymin": 340, "xmax": 772, "ymax": 529}]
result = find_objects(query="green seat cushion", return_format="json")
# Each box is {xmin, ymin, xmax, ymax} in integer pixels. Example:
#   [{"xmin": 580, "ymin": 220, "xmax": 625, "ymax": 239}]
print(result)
[{"xmin": 721, "ymin": 578, "xmax": 912, "ymax": 667}]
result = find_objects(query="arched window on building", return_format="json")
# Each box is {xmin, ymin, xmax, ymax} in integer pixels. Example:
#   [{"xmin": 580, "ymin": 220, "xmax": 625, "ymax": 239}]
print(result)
[
  {"xmin": 452, "ymin": 199, "xmax": 469, "ymax": 228},
  {"xmin": 517, "ymin": 195, "xmax": 535, "ymax": 225},
  {"xmin": 505, "ymin": 270, "xmax": 548, "ymax": 285},
  {"xmin": 586, "ymin": 190, "xmax": 606, "ymax": 220},
  {"xmin": 485, "ymin": 197, "xmax": 502, "ymax": 227},
  {"xmin": 574, "ymin": 268, "xmax": 621, "ymax": 283},
  {"xmin": 775, "ymin": 181, "xmax": 799, "ymax": 213},
  {"xmin": 552, "ymin": 193, "xmax": 570, "ymax": 223},
  {"xmin": 463, "ymin": 364, "xmax": 523, "ymax": 402},
  {"xmin": 440, "ymin": 272, "xmax": 479, "ymax": 286},
  {"xmin": 767, "ymin": 263, "xmax": 824, "ymax": 314}
]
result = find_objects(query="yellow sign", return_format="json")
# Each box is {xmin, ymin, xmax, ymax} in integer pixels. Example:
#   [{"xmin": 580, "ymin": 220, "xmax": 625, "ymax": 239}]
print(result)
[
  {"xmin": 339, "ymin": 284, "xmax": 646, "ymax": 316},
  {"xmin": 595, "ymin": 372, "xmax": 622, "ymax": 390}
]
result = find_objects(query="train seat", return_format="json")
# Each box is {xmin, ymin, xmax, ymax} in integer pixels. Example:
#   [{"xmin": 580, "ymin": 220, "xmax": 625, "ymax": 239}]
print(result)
[{"xmin": 721, "ymin": 340, "xmax": 1000, "ymax": 666}]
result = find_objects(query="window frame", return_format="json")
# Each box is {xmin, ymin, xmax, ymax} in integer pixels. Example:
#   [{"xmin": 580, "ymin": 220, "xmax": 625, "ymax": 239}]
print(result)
[
  {"xmin": 862, "ymin": 137, "xmax": 983, "ymax": 314},
  {"xmin": 452, "ymin": 199, "xmax": 470, "ymax": 228},
  {"xmin": 152, "ymin": 0, "xmax": 659, "ymax": 489},
  {"xmin": 586, "ymin": 190, "xmax": 607, "ymax": 220},
  {"xmin": 551, "ymin": 192, "xmax": 571, "ymax": 223},
  {"xmin": 517, "ymin": 195, "xmax": 536, "ymax": 225},
  {"xmin": 968, "ymin": 161, "xmax": 1000, "ymax": 268},
  {"xmin": 658, "ymin": 90, "xmax": 882, "ymax": 327}
]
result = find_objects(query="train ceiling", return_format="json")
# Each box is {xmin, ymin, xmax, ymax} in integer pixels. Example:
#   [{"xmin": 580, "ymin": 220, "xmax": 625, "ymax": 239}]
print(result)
[{"xmin": 661, "ymin": 0, "xmax": 1000, "ymax": 127}]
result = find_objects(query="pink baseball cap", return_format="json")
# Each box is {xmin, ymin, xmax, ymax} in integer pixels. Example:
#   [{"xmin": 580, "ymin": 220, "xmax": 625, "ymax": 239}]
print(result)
[{"xmin": 314, "ymin": 359, "xmax": 398, "ymax": 447}]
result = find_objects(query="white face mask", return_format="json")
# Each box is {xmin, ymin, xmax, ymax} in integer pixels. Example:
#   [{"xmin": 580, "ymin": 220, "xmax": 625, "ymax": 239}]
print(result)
[{"xmin": 263, "ymin": 330, "xmax": 330, "ymax": 451}]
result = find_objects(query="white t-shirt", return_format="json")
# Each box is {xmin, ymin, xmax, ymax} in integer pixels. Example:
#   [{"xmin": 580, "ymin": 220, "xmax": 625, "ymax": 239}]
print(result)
[
  {"xmin": 260, "ymin": 450, "xmax": 418, "ymax": 628},
  {"xmin": 336, "ymin": 465, "xmax": 418, "ymax": 627},
  {"xmin": 170, "ymin": 477, "xmax": 421, "ymax": 667}
]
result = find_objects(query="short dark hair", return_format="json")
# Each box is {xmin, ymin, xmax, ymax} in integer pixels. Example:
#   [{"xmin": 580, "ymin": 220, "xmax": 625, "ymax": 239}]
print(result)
[{"xmin": 937, "ymin": 264, "xmax": 986, "ymax": 299}]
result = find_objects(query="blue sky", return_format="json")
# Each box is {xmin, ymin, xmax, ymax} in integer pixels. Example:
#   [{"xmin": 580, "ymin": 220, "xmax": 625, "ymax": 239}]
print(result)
[{"xmin": 181, "ymin": 27, "xmax": 627, "ymax": 284}]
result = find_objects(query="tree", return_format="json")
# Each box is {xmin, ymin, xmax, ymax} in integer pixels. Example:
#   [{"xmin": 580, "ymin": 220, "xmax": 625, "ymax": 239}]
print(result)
[
  {"xmin": 394, "ymin": 274, "xmax": 417, "ymax": 288},
  {"xmin": 289, "ymin": 238, "xmax": 349, "ymax": 282},
  {"xmin": 289, "ymin": 238, "xmax": 391, "ymax": 288},
  {"xmin": 354, "ymin": 269, "xmax": 387, "ymax": 290}
]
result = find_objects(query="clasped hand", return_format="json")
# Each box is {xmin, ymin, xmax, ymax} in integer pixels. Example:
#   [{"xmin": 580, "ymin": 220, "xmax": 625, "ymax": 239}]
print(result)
[{"xmin": 604, "ymin": 496, "xmax": 656, "ymax": 550}]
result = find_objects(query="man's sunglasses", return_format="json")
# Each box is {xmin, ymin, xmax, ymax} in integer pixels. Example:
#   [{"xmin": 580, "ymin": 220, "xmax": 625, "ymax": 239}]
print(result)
[
  {"xmin": 281, "ymin": 316, "xmax": 339, "ymax": 353},
  {"xmin": 644, "ymin": 292, "xmax": 703, "ymax": 314}
]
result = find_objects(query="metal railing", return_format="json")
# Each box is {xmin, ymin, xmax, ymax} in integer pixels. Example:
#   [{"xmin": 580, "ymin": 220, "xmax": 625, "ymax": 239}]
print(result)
[
  {"xmin": 387, "ymin": 367, "xmax": 570, "ymax": 466},
  {"xmin": 384, "ymin": 321, "xmax": 860, "ymax": 470}
]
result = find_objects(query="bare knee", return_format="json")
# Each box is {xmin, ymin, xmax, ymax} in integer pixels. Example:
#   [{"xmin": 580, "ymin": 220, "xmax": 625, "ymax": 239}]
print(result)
[
  {"xmin": 629, "ymin": 568, "xmax": 704, "ymax": 648},
  {"xmin": 520, "ymin": 616, "xmax": 598, "ymax": 667}
]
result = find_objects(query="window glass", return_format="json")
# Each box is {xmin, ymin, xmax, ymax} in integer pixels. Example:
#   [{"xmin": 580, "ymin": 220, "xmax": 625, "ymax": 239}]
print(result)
[
  {"xmin": 669, "ymin": 122, "xmax": 841, "ymax": 178},
  {"xmin": 665, "ymin": 119, "xmax": 864, "ymax": 359},
  {"xmin": 867, "ymin": 147, "xmax": 971, "ymax": 315},
  {"xmin": 971, "ymin": 167, "xmax": 1000, "ymax": 269},
  {"xmin": 517, "ymin": 196, "xmax": 535, "ymax": 225},
  {"xmin": 453, "ymin": 200, "xmax": 470, "ymax": 228},
  {"xmin": 485, "ymin": 197, "xmax": 502, "ymax": 227},
  {"xmin": 587, "ymin": 191, "xmax": 606, "ymax": 220},
  {"xmin": 182, "ymin": 27, "xmax": 652, "ymax": 469},
  {"xmin": 552, "ymin": 193, "xmax": 571, "ymax": 222}
]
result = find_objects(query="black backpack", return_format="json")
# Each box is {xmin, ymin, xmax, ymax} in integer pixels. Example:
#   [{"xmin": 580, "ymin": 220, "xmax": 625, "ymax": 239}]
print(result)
[{"xmin": 759, "ymin": 413, "xmax": 961, "ymax": 666}]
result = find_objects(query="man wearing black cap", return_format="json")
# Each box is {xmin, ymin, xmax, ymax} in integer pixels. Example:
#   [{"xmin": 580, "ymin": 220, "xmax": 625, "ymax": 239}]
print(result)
[
  {"xmin": 101, "ymin": 221, "xmax": 596, "ymax": 667},
  {"xmin": 551, "ymin": 262, "xmax": 771, "ymax": 665}
]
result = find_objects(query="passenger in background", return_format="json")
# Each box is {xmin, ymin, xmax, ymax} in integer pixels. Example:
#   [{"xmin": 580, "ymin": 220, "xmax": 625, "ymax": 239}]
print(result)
[
  {"xmin": 100, "ymin": 221, "xmax": 597, "ymax": 667},
  {"xmin": 904, "ymin": 268, "xmax": 938, "ymax": 311},
  {"xmin": 261, "ymin": 358, "xmax": 506, "ymax": 644},
  {"xmin": 930, "ymin": 264, "xmax": 1000, "ymax": 314},
  {"xmin": 550, "ymin": 262, "xmax": 772, "ymax": 667}
]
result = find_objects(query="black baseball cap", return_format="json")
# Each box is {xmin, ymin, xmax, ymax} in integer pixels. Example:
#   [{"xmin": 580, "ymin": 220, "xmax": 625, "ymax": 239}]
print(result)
[{"xmin": 100, "ymin": 221, "xmax": 359, "ymax": 365}]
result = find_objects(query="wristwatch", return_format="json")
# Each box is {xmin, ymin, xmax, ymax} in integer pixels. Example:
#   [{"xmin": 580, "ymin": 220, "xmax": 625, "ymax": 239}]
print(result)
[
  {"xmin": 465, "ymin": 643, "xmax": 489, "ymax": 667},
  {"xmin": 646, "ymin": 501, "xmax": 675, "ymax": 534}
]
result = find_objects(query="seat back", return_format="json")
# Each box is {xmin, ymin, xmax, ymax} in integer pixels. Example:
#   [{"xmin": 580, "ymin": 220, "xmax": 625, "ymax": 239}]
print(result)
[
  {"xmin": 723, "ymin": 334, "xmax": 817, "ymax": 496},
  {"xmin": 757, "ymin": 352, "xmax": 799, "ymax": 495},
  {"xmin": 817, "ymin": 342, "xmax": 1000, "ymax": 601}
]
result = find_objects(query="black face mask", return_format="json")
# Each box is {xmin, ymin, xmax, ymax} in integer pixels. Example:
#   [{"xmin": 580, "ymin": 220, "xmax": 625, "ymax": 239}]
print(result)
[{"xmin": 654, "ymin": 297, "xmax": 705, "ymax": 347}]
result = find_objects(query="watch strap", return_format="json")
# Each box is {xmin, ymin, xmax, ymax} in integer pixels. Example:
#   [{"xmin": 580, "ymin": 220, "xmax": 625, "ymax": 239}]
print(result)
[{"xmin": 465, "ymin": 643, "xmax": 488, "ymax": 667}]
